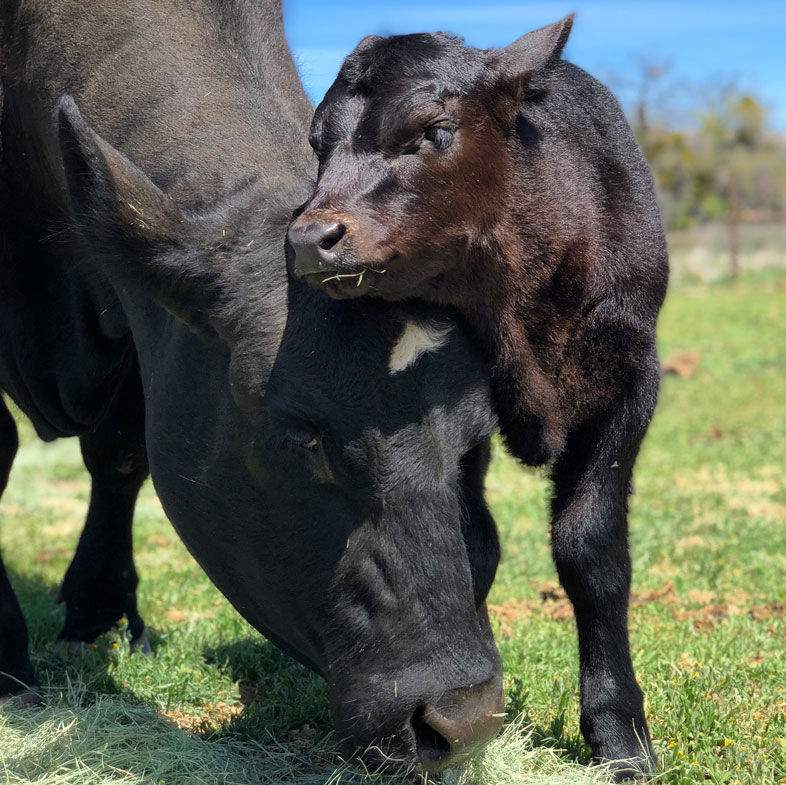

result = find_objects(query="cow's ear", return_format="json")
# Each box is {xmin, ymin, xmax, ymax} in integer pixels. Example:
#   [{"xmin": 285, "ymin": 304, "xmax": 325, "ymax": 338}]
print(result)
[
  {"xmin": 485, "ymin": 15, "xmax": 574, "ymax": 122},
  {"xmin": 58, "ymin": 95, "xmax": 184, "ymax": 251},
  {"xmin": 57, "ymin": 95, "xmax": 220, "ymax": 336}
]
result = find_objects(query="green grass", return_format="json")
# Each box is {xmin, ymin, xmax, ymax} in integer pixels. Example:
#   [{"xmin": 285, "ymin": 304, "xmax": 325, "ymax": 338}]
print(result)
[{"xmin": 1, "ymin": 271, "xmax": 785, "ymax": 784}]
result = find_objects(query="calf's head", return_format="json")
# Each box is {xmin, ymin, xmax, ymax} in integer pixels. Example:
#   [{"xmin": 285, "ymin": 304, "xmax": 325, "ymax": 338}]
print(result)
[
  {"xmin": 287, "ymin": 16, "xmax": 573, "ymax": 300},
  {"xmin": 58, "ymin": 97, "xmax": 503, "ymax": 773}
]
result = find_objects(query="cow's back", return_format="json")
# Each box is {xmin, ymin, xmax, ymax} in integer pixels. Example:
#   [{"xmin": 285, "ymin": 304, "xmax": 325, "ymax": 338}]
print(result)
[
  {"xmin": 0, "ymin": 0, "xmax": 313, "ymax": 438},
  {"xmin": 1, "ymin": 0, "xmax": 313, "ymax": 210}
]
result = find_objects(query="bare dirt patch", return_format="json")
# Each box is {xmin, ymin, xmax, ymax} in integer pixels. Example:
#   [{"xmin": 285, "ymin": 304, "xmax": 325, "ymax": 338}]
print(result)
[
  {"xmin": 162, "ymin": 700, "xmax": 243, "ymax": 733},
  {"xmin": 490, "ymin": 580, "xmax": 783, "ymax": 636},
  {"xmin": 35, "ymin": 547, "xmax": 69, "ymax": 563},
  {"xmin": 661, "ymin": 349, "xmax": 701, "ymax": 378},
  {"xmin": 163, "ymin": 607, "xmax": 214, "ymax": 624},
  {"xmin": 749, "ymin": 604, "xmax": 786, "ymax": 621}
]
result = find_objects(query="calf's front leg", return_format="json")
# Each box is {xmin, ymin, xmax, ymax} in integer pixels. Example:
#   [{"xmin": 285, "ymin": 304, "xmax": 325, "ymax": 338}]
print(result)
[{"xmin": 549, "ymin": 368, "xmax": 658, "ymax": 780}]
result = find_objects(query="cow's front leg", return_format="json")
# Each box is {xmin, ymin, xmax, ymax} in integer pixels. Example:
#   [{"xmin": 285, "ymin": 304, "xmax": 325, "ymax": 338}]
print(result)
[
  {"xmin": 0, "ymin": 397, "xmax": 38, "ymax": 701},
  {"xmin": 58, "ymin": 360, "xmax": 149, "ymax": 648},
  {"xmin": 549, "ymin": 369, "xmax": 658, "ymax": 780}
]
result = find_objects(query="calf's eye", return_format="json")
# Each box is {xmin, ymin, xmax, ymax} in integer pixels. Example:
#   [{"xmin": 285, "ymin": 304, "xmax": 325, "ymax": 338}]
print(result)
[
  {"xmin": 424, "ymin": 125, "xmax": 455, "ymax": 151},
  {"xmin": 308, "ymin": 135, "xmax": 326, "ymax": 161}
]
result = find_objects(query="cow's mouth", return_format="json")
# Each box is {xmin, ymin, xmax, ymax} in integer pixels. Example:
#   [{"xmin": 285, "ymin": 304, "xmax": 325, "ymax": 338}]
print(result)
[{"xmin": 302, "ymin": 265, "xmax": 387, "ymax": 300}]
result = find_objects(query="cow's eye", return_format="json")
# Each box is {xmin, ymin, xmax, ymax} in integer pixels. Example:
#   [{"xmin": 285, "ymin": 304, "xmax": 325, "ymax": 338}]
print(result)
[
  {"xmin": 299, "ymin": 434, "xmax": 335, "ymax": 483},
  {"xmin": 274, "ymin": 430, "xmax": 334, "ymax": 483},
  {"xmin": 424, "ymin": 124, "xmax": 455, "ymax": 151},
  {"xmin": 301, "ymin": 437, "xmax": 320, "ymax": 453},
  {"xmin": 279, "ymin": 429, "xmax": 321, "ymax": 456},
  {"xmin": 287, "ymin": 433, "xmax": 321, "ymax": 455}
]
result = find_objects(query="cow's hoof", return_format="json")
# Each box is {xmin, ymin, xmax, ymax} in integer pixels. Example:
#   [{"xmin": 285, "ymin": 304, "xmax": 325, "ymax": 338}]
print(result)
[
  {"xmin": 61, "ymin": 630, "xmax": 150, "ymax": 657},
  {"xmin": 0, "ymin": 688, "xmax": 41, "ymax": 708},
  {"xmin": 130, "ymin": 633, "xmax": 152, "ymax": 656},
  {"xmin": 58, "ymin": 609, "xmax": 146, "ymax": 651},
  {"xmin": 58, "ymin": 640, "xmax": 87, "ymax": 658}
]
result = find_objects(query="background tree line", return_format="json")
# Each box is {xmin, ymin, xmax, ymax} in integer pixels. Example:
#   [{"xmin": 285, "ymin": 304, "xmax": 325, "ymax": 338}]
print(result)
[{"xmin": 616, "ymin": 61, "xmax": 786, "ymax": 278}]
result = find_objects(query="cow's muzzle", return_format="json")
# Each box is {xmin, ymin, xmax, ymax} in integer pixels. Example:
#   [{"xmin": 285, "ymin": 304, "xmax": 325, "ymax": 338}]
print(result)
[
  {"xmin": 410, "ymin": 677, "xmax": 505, "ymax": 772},
  {"xmin": 334, "ymin": 669, "xmax": 504, "ymax": 775}
]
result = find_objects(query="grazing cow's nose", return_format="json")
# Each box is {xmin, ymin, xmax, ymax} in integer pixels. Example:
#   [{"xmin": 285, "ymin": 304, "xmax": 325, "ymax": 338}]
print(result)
[
  {"xmin": 410, "ymin": 678, "xmax": 505, "ymax": 772},
  {"xmin": 337, "ymin": 671, "xmax": 504, "ymax": 775},
  {"xmin": 287, "ymin": 215, "xmax": 347, "ymax": 277}
]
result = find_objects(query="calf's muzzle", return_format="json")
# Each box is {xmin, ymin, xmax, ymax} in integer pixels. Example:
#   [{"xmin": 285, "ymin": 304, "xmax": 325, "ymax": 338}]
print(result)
[
  {"xmin": 287, "ymin": 213, "xmax": 348, "ymax": 277},
  {"xmin": 287, "ymin": 210, "xmax": 388, "ymax": 298}
]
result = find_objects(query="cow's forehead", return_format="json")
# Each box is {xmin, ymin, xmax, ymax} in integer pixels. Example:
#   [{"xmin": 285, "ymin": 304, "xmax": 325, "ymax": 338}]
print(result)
[
  {"xmin": 388, "ymin": 320, "xmax": 453, "ymax": 375},
  {"xmin": 263, "ymin": 306, "xmax": 491, "ymax": 448}
]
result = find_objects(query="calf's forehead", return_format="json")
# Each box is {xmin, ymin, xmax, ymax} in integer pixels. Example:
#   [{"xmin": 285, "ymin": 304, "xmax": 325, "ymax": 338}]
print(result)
[
  {"xmin": 346, "ymin": 33, "xmax": 482, "ymax": 92},
  {"xmin": 317, "ymin": 35, "xmax": 485, "ymax": 138}
]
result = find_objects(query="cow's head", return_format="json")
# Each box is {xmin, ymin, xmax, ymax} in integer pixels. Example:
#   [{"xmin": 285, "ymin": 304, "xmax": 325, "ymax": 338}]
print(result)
[
  {"xmin": 57, "ymin": 97, "xmax": 503, "ymax": 774},
  {"xmin": 287, "ymin": 16, "xmax": 573, "ymax": 300}
]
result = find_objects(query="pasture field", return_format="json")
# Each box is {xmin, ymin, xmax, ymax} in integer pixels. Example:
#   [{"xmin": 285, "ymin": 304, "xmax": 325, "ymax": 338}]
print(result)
[{"xmin": 1, "ymin": 270, "xmax": 784, "ymax": 785}]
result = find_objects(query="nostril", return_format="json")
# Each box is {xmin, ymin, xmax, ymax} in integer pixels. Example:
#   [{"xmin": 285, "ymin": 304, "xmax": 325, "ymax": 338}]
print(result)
[
  {"xmin": 410, "ymin": 704, "xmax": 451, "ymax": 766},
  {"xmin": 409, "ymin": 679, "xmax": 504, "ymax": 772},
  {"xmin": 318, "ymin": 223, "xmax": 346, "ymax": 252}
]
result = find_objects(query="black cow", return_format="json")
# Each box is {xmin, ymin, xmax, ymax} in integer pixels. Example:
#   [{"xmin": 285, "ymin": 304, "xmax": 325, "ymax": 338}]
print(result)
[
  {"xmin": 288, "ymin": 16, "xmax": 669, "ymax": 780},
  {"xmin": 0, "ymin": 1, "xmax": 504, "ymax": 774}
]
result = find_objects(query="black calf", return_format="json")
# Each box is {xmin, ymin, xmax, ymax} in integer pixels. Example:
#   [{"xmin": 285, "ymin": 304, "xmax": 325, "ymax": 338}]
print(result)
[{"xmin": 289, "ymin": 14, "xmax": 669, "ymax": 778}]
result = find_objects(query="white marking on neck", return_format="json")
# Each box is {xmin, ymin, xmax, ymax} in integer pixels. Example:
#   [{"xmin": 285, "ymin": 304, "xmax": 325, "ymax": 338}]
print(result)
[{"xmin": 389, "ymin": 320, "xmax": 453, "ymax": 374}]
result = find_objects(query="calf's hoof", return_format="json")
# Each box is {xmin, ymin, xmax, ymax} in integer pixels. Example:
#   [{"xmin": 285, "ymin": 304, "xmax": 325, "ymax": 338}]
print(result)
[
  {"xmin": 589, "ymin": 725, "xmax": 657, "ymax": 781},
  {"xmin": 66, "ymin": 640, "xmax": 87, "ymax": 658},
  {"xmin": 596, "ymin": 742, "xmax": 657, "ymax": 782},
  {"xmin": 606, "ymin": 758, "xmax": 656, "ymax": 783}
]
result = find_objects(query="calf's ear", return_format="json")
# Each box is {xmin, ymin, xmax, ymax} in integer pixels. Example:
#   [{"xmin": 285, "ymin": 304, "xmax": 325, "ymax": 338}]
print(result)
[
  {"xmin": 58, "ymin": 95, "xmax": 220, "ymax": 336},
  {"xmin": 504, "ymin": 14, "xmax": 574, "ymax": 76},
  {"xmin": 486, "ymin": 15, "xmax": 574, "ymax": 122},
  {"xmin": 352, "ymin": 34, "xmax": 383, "ymax": 53}
]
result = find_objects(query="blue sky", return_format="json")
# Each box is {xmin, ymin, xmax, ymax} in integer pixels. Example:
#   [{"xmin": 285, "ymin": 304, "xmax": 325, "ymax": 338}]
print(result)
[{"xmin": 283, "ymin": 0, "xmax": 786, "ymax": 131}]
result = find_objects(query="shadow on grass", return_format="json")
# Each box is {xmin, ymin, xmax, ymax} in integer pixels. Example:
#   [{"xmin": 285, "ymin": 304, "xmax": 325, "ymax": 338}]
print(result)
[
  {"xmin": 202, "ymin": 639, "xmax": 332, "ymax": 739},
  {"xmin": 0, "ymin": 683, "xmax": 329, "ymax": 785},
  {"xmin": 9, "ymin": 565, "xmax": 332, "ymax": 730},
  {"xmin": 1, "ymin": 568, "xmax": 347, "ymax": 784},
  {"xmin": 506, "ymin": 677, "xmax": 592, "ymax": 766}
]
